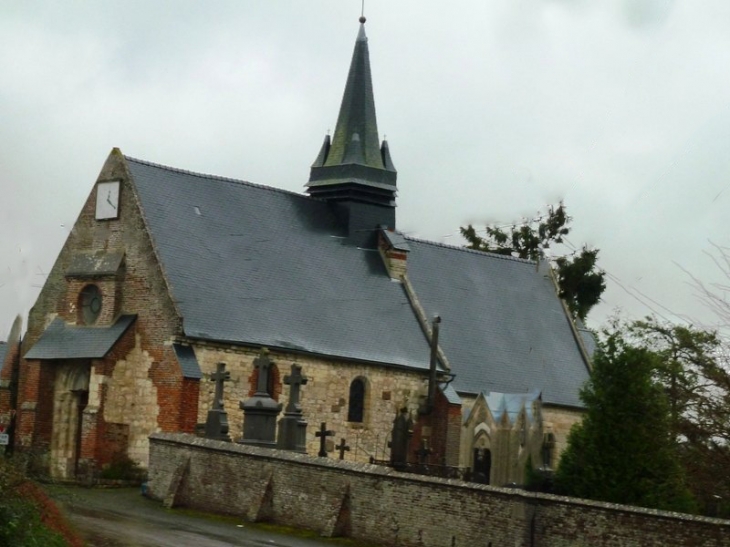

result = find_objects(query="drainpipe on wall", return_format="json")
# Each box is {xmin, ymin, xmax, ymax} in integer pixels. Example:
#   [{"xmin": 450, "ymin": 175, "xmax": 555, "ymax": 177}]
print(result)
[{"xmin": 426, "ymin": 315, "xmax": 441, "ymax": 414}]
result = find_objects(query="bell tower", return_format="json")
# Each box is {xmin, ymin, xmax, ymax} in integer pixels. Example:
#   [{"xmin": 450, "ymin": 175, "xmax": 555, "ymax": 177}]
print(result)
[{"xmin": 307, "ymin": 17, "xmax": 397, "ymax": 247}]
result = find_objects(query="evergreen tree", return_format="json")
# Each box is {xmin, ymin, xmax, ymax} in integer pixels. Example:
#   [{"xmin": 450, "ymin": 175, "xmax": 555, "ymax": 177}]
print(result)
[
  {"xmin": 555, "ymin": 327, "xmax": 696, "ymax": 512},
  {"xmin": 460, "ymin": 204, "xmax": 605, "ymax": 321}
]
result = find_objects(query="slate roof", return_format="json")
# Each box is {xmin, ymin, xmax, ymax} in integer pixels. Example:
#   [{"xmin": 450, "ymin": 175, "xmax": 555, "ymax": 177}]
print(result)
[
  {"xmin": 405, "ymin": 239, "xmax": 589, "ymax": 407},
  {"xmin": 173, "ymin": 344, "xmax": 203, "ymax": 379},
  {"xmin": 577, "ymin": 326, "xmax": 598, "ymax": 356},
  {"xmin": 128, "ymin": 158, "xmax": 431, "ymax": 371},
  {"xmin": 66, "ymin": 250, "xmax": 124, "ymax": 277},
  {"xmin": 322, "ymin": 23, "xmax": 385, "ymax": 172},
  {"xmin": 126, "ymin": 157, "xmax": 589, "ymax": 408},
  {"xmin": 24, "ymin": 315, "xmax": 136, "ymax": 360}
]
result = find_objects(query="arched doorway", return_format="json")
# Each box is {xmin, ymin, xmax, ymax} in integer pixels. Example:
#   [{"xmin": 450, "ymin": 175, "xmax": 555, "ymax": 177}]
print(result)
[
  {"xmin": 472, "ymin": 430, "xmax": 492, "ymax": 484},
  {"xmin": 50, "ymin": 361, "xmax": 90, "ymax": 479},
  {"xmin": 473, "ymin": 448, "xmax": 492, "ymax": 484}
]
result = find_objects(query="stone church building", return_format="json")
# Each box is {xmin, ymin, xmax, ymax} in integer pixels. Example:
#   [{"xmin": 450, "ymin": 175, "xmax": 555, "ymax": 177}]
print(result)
[{"xmin": 0, "ymin": 20, "xmax": 593, "ymax": 485}]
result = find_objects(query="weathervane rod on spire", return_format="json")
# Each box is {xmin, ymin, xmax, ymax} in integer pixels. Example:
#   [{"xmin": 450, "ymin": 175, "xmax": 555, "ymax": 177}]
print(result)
[{"xmin": 360, "ymin": 0, "xmax": 366, "ymax": 23}]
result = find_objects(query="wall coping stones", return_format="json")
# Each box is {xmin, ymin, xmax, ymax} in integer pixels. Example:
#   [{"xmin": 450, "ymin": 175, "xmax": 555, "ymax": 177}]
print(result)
[{"xmin": 150, "ymin": 432, "xmax": 730, "ymax": 529}]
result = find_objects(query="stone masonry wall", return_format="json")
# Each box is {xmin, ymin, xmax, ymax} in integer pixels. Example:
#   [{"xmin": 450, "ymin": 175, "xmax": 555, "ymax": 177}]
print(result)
[
  {"xmin": 192, "ymin": 344, "xmax": 430, "ymax": 462},
  {"xmin": 103, "ymin": 333, "xmax": 159, "ymax": 467},
  {"xmin": 541, "ymin": 406, "xmax": 583, "ymax": 461},
  {"xmin": 149, "ymin": 433, "xmax": 730, "ymax": 547}
]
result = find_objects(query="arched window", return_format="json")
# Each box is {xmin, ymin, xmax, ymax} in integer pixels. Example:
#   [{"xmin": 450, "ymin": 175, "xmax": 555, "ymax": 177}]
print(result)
[{"xmin": 347, "ymin": 378, "xmax": 365, "ymax": 423}]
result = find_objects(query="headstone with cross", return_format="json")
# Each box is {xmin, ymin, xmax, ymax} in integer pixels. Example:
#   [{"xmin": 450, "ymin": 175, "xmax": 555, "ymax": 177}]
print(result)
[
  {"xmin": 336, "ymin": 438, "xmax": 350, "ymax": 460},
  {"xmin": 277, "ymin": 363, "xmax": 309, "ymax": 453},
  {"xmin": 204, "ymin": 362, "xmax": 231, "ymax": 441},
  {"xmin": 415, "ymin": 438, "xmax": 433, "ymax": 465},
  {"xmin": 315, "ymin": 422, "xmax": 335, "ymax": 457},
  {"xmin": 389, "ymin": 407, "xmax": 413, "ymax": 468},
  {"xmin": 239, "ymin": 349, "xmax": 282, "ymax": 448}
]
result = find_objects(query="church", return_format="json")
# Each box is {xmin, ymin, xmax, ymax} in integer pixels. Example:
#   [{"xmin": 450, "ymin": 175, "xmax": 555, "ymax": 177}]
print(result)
[{"xmin": 0, "ymin": 18, "xmax": 592, "ymax": 485}]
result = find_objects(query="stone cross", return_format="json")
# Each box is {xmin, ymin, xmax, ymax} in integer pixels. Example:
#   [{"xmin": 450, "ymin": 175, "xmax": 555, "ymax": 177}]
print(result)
[
  {"xmin": 315, "ymin": 421, "xmax": 335, "ymax": 457},
  {"xmin": 205, "ymin": 362, "xmax": 231, "ymax": 441},
  {"xmin": 336, "ymin": 438, "xmax": 350, "ymax": 460},
  {"xmin": 210, "ymin": 362, "xmax": 230, "ymax": 410},
  {"xmin": 253, "ymin": 351, "xmax": 273, "ymax": 396},
  {"xmin": 415, "ymin": 438, "xmax": 432, "ymax": 465},
  {"xmin": 283, "ymin": 364, "xmax": 308, "ymax": 413}
]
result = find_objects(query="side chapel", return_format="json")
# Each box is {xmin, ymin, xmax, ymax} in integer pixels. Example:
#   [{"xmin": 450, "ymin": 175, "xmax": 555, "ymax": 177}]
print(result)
[{"xmin": 0, "ymin": 19, "xmax": 593, "ymax": 485}]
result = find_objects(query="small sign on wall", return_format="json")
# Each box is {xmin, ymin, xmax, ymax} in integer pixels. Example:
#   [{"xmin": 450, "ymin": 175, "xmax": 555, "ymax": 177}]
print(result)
[{"xmin": 0, "ymin": 434, "xmax": 9, "ymax": 446}]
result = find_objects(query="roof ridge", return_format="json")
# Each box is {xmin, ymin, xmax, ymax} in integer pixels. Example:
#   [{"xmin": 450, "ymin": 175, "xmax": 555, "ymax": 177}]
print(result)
[
  {"xmin": 124, "ymin": 155, "xmax": 313, "ymax": 202},
  {"xmin": 403, "ymin": 235, "xmax": 536, "ymax": 264}
]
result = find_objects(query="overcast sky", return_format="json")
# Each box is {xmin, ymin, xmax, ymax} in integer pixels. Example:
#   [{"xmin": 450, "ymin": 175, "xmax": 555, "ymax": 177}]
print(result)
[{"xmin": 2, "ymin": 0, "xmax": 730, "ymax": 339}]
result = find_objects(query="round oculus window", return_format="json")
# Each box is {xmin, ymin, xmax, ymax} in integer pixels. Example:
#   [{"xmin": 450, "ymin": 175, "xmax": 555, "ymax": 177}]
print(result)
[{"xmin": 79, "ymin": 285, "xmax": 102, "ymax": 325}]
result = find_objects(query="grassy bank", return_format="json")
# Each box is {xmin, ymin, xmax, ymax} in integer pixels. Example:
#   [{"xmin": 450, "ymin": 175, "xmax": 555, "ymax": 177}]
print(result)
[{"xmin": 0, "ymin": 456, "xmax": 83, "ymax": 547}]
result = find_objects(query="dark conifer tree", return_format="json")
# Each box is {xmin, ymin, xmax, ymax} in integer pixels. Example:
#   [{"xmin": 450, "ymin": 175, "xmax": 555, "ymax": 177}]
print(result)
[{"xmin": 555, "ymin": 328, "xmax": 696, "ymax": 512}]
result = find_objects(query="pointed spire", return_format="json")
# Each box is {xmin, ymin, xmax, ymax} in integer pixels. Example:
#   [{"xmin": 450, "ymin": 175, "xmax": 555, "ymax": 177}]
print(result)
[
  {"xmin": 307, "ymin": 18, "xmax": 397, "ymax": 210},
  {"xmin": 324, "ymin": 19, "xmax": 383, "ymax": 170}
]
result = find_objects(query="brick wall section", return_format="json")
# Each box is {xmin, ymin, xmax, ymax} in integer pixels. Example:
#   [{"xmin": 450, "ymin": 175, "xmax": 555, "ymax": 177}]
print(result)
[
  {"xmin": 16, "ymin": 360, "xmax": 56, "ymax": 451},
  {"xmin": 149, "ymin": 345, "xmax": 184, "ymax": 433},
  {"xmin": 409, "ymin": 389, "xmax": 460, "ymax": 466},
  {"xmin": 179, "ymin": 379, "xmax": 200, "ymax": 432},
  {"xmin": 35, "ymin": 363, "xmax": 56, "ymax": 450},
  {"xmin": 15, "ymin": 360, "xmax": 41, "ymax": 447},
  {"xmin": 247, "ymin": 364, "xmax": 282, "ymax": 401},
  {"xmin": 148, "ymin": 433, "xmax": 730, "ymax": 547},
  {"xmin": 444, "ymin": 398, "xmax": 462, "ymax": 467},
  {"xmin": 0, "ymin": 319, "xmax": 22, "ymax": 434}
]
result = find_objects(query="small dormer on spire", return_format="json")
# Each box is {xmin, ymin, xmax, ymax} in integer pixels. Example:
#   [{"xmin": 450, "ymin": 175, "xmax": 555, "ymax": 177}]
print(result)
[{"xmin": 307, "ymin": 18, "xmax": 397, "ymax": 216}]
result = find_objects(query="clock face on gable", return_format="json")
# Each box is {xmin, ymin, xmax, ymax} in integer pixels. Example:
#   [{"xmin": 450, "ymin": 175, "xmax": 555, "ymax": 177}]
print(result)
[{"xmin": 95, "ymin": 180, "xmax": 120, "ymax": 220}]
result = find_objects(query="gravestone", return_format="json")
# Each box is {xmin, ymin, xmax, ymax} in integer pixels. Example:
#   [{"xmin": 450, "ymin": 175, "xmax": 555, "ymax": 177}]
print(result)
[
  {"xmin": 415, "ymin": 438, "xmax": 433, "ymax": 465},
  {"xmin": 336, "ymin": 438, "xmax": 350, "ymax": 460},
  {"xmin": 389, "ymin": 407, "xmax": 413, "ymax": 468},
  {"xmin": 277, "ymin": 363, "xmax": 309, "ymax": 452},
  {"xmin": 204, "ymin": 362, "xmax": 231, "ymax": 441},
  {"xmin": 316, "ymin": 422, "xmax": 335, "ymax": 457},
  {"xmin": 239, "ymin": 349, "xmax": 282, "ymax": 448}
]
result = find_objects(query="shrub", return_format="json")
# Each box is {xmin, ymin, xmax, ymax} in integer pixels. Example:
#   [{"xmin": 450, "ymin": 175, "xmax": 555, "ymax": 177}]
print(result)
[{"xmin": 0, "ymin": 457, "xmax": 69, "ymax": 547}]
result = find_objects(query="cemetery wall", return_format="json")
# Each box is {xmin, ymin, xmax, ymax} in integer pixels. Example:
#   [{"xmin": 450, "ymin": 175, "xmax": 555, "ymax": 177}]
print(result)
[{"xmin": 148, "ymin": 433, "xmax": 730, "ymax": 547}]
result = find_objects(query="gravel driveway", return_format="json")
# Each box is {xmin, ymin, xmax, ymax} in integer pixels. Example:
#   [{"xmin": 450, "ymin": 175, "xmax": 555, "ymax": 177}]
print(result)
[{"xmin": 49, "ymin": 485, "xmax": 367, "ymax": 547}]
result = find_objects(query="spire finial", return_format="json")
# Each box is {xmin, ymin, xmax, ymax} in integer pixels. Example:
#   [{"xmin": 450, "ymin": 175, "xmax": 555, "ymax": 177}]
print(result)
[{"xmin": 359, "ymin": 0, "xmax": 366, "ymax": 23}]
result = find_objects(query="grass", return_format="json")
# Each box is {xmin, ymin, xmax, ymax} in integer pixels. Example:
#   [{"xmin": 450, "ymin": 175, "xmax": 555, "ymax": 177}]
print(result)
[{"xmin": 172, "ymin": 505, "xmax": 382, "ymax": 546}]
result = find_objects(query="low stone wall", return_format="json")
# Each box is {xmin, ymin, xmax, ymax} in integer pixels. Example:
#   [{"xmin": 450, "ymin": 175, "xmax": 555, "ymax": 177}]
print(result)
[{"xmin": 148, "ymin": 433, "xmax": 730, "ymax": 547}]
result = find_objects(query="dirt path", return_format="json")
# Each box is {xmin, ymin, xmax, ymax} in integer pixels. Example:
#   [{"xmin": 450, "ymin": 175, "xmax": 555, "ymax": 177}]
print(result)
[{"xmin": 49, "ymin": 485, "xmax": 358, "ymax": 547}]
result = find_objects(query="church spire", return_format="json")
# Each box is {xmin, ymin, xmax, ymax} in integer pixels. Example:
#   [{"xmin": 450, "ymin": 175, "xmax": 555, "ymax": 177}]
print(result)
[{"xmin": 307, "ymin": 18, "xmax": 397, "ymax": 212}]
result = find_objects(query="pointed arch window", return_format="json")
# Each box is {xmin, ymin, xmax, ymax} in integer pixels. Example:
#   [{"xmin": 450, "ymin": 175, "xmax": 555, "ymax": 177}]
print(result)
[{"xmin": 347, "ymin": 378, "xmax": 366, "ymax": 423}]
